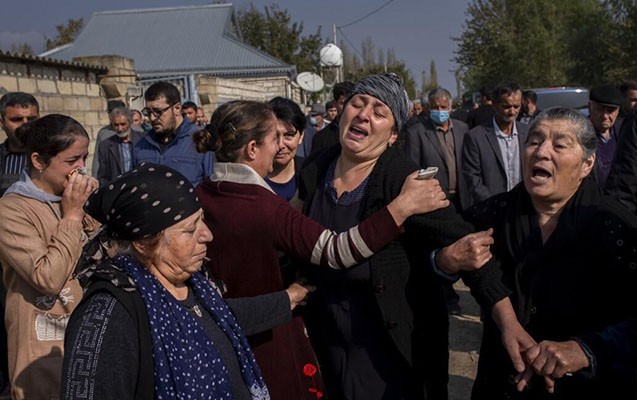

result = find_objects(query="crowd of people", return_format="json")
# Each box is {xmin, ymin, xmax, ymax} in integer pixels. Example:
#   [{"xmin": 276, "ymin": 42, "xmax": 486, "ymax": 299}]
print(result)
[{"xmin": 0, "ymin": 71, "xmax": 634, "ymax": 400}]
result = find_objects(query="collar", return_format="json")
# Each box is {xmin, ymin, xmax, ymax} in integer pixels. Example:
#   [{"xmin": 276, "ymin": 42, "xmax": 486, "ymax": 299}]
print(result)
[
  {"xmin": 147, "ymin": 119, "xmax": 194, "ymax": 145},
  {"xmin": 435, "ymin": 119, "xmax": 454, "ymax": 133},
  {"xmin": 211, "ymin": 162, "xmax": 275, "ymax": 194},
  {"xmin": 4, "ymin": 170, "xmax": 62, "ymax": 202},
  {"xmin": 493, "ymin": 117, "xmax": 518, "ymax": 138}
]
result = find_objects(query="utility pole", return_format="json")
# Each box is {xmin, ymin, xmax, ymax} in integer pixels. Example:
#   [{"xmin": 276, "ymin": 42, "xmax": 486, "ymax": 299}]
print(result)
[{"xmin": 333, "ymin": 24, "xmax": 342, "ymax": 82}]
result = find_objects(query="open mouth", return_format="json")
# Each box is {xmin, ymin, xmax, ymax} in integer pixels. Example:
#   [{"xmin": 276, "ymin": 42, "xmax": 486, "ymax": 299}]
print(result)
[
  {"xmin": 531, "ymin": 166, "xmax": 552, "ymax": 181},
  {"xmin": 348, "ymin": 125, "xmax": 368, "ymax": 139}
]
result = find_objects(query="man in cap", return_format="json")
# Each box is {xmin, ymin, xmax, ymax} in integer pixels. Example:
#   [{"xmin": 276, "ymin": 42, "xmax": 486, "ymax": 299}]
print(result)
[{"xmin": 589, "ymin": 85, "xmax": 624, "ymax": 187}]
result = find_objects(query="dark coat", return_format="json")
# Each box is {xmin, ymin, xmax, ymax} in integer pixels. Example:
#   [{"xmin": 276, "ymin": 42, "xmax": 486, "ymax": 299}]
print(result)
[
  {"xmin": 96, "ymin": 130, "xmax": 143, "ymax": 186},
  {"xmin": 461, "ymin": 122, "xmax": 528, "ymax": 206},
  {"xmin": 605, "ymin": 109, "xmax": 637, "ymax": 213},
  {"xmin": 465, "ymin": 178, "xmax": 637, "ymax": 399},
  {"xmin": 299, "ymin": 144, "xmax": 478, "ymax": 399},
  {"xmin": 401, "ymin": 115, "xmax": 471, "ymax": 210}
]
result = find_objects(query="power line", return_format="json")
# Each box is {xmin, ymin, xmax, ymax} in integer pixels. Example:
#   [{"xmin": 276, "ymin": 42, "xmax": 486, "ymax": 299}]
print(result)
[
  {"xmin": 337, "ymin": 0, "xmax": 395, "ymax": 29},
  {"xmin": 336, "ymin": 27, "xmax": 364, "ymax": 60}
]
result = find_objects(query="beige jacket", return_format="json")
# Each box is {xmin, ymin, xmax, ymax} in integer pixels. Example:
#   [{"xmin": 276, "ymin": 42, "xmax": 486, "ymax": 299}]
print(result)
[{"xmin": 0, "ymin": 193, "xmax": 98, "ymax": 400}]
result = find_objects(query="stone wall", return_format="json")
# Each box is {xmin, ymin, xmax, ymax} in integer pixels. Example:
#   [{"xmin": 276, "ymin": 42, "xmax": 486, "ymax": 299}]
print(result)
[
  {"xmin": 0, "ymin": 52, "xmax": 140, "ymax": 172},
  {"xmin": 196, "ymin": 75, "xmax": 302, "ymax": 119},
  {"xmin": 0, "ymin": 52, "xmax": 307, "ymax": 174}
]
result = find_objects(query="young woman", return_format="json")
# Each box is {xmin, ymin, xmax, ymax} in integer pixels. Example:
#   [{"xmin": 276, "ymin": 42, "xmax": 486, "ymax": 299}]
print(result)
[{"xmin": 0, "ymin": 114, "xmax": 99, "ymax": 399}]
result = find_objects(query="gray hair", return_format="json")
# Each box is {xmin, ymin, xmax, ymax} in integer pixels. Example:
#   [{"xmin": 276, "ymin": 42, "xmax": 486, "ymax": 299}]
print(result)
[
  {"xmin": 529, "ymin": 107, "xmax": 597, "ymax": 159},
  {"xmin": 428, "ymin": 88, "xmax": 452, "ymax": 104},
  {"xmin": 109, "ymin": 107, "xmax": 132, "ymax": 122}
]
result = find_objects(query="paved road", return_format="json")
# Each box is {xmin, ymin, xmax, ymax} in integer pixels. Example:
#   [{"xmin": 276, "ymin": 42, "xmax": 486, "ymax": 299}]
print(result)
[{"xmin": 448, "ymin": 281, "xmax": 482, "ymax": 400}]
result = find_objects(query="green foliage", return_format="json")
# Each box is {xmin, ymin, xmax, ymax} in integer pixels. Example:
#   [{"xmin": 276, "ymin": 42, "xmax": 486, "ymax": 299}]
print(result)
[
  {"xmin": 455, "ymin": 0, "xmax": 637, "ymax": 90},
  {"xmin": 45, "ymin": 18, "xmax": 84, "ymax": 50},
  {"xmin": 237, "ymin": 4, "xmax": 322, "ymax": 74}
]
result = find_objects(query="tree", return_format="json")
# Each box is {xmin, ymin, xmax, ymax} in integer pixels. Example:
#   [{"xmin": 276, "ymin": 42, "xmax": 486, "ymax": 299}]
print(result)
[
  {"xmin": 45, "ymin": 18, "xmax": 84, "ymax": 50},
  {"xmin": 454, "ymin": 0, "xmax": 625, "ymax": 90},
  {"xmin": 422, "ymin": 60, "xmax": 439, "ymax": 93},
  {"xmin": 341, "ymin": 37, "xmax": 416, "ymax": 98},
  {"xmin": 10, "ymin": 43, "xmax": 34, "ymax": 55},
  {"xmin": 237, "ymin": 4, "xmax": 322, "ymax": 74}
]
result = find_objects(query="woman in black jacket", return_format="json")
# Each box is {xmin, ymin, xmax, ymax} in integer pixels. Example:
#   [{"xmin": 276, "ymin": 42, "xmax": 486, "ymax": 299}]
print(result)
[{"xmin": 298, "ymin": 73, "xmax": 494, "ymax": 400}]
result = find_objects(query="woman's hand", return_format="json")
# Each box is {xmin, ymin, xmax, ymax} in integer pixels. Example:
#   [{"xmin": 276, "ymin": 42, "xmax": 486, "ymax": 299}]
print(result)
[
  {"xmin": 435, "ymin": 228, "xmax": 494, "ymax": 274},
  {"xmin": 285, "ymin": 281, "xmax": 316, "ymax": 310},
  {"xmin": 521, "ymin": 340, "xmax": 590, "ymax": 393},
  {"xmin": 62, "ymin": 170, "xmax": 99, "ymax": 222},
  {"xmin": 388, "ymin": 171, "xmax": 450, "ymax": 226}
]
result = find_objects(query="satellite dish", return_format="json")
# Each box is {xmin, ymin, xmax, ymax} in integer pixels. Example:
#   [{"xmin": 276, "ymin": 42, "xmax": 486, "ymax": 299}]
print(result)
[
  {"xmin": 296, "ymin": 72, "xmax": 324, "ymax": 92},
  {"xmin": 320, "ymin": 44, "xmax": 343, "ymax": 67}
]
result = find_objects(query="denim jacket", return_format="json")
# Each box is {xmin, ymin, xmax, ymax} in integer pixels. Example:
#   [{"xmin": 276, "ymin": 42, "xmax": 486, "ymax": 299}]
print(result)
[{"xmin": 133, "ymin": 119, "xmax": 214, "ymax": 186}]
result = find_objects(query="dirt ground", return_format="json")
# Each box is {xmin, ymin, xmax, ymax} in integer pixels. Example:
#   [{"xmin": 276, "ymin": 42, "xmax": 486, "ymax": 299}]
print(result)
[{"xmin": 448, "ymin": 280, "xmax": 482, "ymax": 400}]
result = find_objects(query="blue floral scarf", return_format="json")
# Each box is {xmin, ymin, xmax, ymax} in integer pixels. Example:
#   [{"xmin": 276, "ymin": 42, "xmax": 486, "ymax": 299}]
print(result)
[{"xmin": 114, "ymin": 255, "xmax": 270, "ymax": 399}]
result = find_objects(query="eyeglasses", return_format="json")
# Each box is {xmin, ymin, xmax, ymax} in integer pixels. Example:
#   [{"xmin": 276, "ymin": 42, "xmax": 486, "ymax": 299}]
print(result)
[
  {"xmin": 7, "ymin": 116, "xmax": 38, "ymax": 123},
  {"xmin": 141, "ymin": 103, "xmax": 177, "ymax": 119}
]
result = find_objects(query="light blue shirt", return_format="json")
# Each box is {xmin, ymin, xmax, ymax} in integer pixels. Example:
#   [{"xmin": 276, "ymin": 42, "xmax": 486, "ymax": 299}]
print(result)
[{"xmin": 493, "ymin": 118, "xmax": 521, "ymax": 191}]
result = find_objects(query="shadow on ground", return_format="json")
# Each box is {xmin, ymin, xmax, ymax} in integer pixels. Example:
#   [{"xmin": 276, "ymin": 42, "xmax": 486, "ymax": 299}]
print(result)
[{"xmin": 448, "ymin": 281, "xmax": 483, "ymax": 400}]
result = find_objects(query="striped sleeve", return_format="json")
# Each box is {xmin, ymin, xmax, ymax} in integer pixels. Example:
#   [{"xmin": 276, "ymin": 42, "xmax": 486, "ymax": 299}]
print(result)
[{"xmin": 322, "ymin": 206, "xmax": 400, "ymax": 268}]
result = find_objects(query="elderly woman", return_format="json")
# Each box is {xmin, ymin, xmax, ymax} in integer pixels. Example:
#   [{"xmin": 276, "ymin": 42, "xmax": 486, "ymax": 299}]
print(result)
[
  {"xmin": 463, "ymin": 107, "xmax": 637, "ymax": 399},
  {"xmin": 0, "ymin": 114, "xmax": 99, "ymax": 399},
  {"xmin": 297, "ymin": 73, "xmax": 494, "ymax": 400},
  {"xmin": 192, "ymin": 99, "xmax": 453, "ymax": 399},
  {"xmin": 61, "ymin": 163, "xmax": 312, "ymax": 399}
]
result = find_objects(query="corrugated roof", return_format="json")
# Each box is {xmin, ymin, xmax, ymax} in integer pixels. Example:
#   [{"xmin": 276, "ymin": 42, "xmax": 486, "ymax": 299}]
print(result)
[
  {"xmin": 0, "ymin": 49, "xmax": 107, "ymax": 72},
  {"xmin": 42, "ymin": 4, "xmax": 294, "ymax": 78}
]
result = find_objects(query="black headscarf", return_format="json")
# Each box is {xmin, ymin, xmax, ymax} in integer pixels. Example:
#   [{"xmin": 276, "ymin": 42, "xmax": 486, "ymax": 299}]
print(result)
[{"xmin": 85, "ymin": 163, "xmax": 200, "ymax": 240}]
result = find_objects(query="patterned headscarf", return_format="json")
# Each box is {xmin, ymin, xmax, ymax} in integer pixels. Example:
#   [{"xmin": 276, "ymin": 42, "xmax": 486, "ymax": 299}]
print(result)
[
  {"xmin": 348, "ymin": 72, "xmax": 410, "ymax": 131},
  {"xmin": 84, "ymin": 163, "xmax": 200, "ymax": 240}
]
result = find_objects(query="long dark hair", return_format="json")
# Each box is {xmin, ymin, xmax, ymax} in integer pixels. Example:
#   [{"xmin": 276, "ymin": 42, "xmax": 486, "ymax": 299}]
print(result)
[{"xmin": 16, "ymin": 114, "xmax": 88, "ymax": 172}]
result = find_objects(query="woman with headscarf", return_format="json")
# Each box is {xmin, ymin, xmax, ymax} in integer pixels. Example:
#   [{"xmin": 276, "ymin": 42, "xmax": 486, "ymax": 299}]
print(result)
[
  {"xmin": 192, "ymin": 99, "xmax": 455, "ymax": 399},
  {"xmin": 0, "ymin": 114, "xmax": 99, "ymax": 399},
  {"xmin": 297, "ymin": 73, "xmax": 495, "ymax": 400},
  {"xmin": 461, "ymin": 107, "xmax": 637, "ymax": 399},
  {"xmin": 61, "ymin": 163, "xmax": 312, "ymax": 399}
]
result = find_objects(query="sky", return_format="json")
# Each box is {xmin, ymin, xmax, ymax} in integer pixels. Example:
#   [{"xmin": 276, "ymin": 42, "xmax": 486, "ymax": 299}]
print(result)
[{"xmin": 0, "ymin": 0, "xmax": 473, "ymax": 98}]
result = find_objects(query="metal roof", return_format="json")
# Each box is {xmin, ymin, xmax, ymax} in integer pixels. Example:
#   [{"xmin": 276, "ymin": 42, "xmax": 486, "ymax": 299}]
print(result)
[{"xmin": 41, "ymin": 4, "xmax": 295, "ymax": 79}]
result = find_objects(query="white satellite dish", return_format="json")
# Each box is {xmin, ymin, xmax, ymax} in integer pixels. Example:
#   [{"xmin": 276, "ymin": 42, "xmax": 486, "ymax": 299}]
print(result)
[
  {"xmin": 296, "ymin": 72, "xmax": 324, "ymax": 93},
  {"xmin": 320, "ymin": 44, "xmax": 343, "ymax": 67}
]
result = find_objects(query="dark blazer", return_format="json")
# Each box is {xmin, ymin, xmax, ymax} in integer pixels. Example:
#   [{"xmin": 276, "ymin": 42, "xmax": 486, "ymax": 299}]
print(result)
[
  {"xmin": 401, "ymin": 115, "xmax": 471, "ymax": 210},
  {"xmin": 461, "ymin": 121, "xmax": 528, "ymax": 206},
  {"xmin": 97, "ymin": 130, "xmax": 143, "ymax": 187}
]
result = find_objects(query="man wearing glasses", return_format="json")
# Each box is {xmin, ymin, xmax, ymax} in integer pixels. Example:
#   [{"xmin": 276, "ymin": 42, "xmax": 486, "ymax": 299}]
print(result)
[
  {"xmin": 134, "ymin": 81, "xmax": 214, "ymax": 186},
  {"xmin": 0, "ymin": 92, "xmax": 39, "ymax": 195}
]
